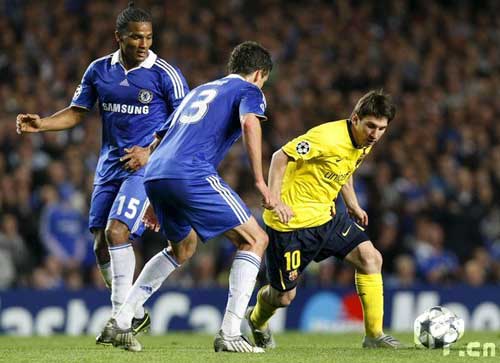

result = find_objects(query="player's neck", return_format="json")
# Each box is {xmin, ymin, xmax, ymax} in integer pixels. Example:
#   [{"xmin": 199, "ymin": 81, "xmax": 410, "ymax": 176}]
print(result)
[
  {"xmin": 347, "ymin": 119, "xmax": 362, "ymax": 149},
  {"xmin": 120, "ymin": 51, "xmax": 141, "ymax": 70}
]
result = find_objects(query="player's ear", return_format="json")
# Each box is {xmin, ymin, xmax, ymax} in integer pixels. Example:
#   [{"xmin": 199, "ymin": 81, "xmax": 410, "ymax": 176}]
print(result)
[
  {"xmin": 351, "ymin": 113, "xmax": 359, "ymax": 125},
  {"xmin": 250, "ymin": 70, "xmax": 259, "ymax": 83},
  {"xmin": 114, "ymin": 31, "xmax": 122, "ymax": 43}
]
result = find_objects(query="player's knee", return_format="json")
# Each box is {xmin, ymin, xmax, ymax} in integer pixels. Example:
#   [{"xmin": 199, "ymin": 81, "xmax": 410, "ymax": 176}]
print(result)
[
  {"xmin": 254, "ymin": 229, "xmax": 269, "ymax": 252},
  {"xmin": 277, "ymin": 290, "xmax": 296, "ymax": 307},
  {"xmin": 105, "ymin": 221, "xmax": 130, "ymax": 246},
  {"xmin": 174, "ymin": 247, "xmax": 194, "ymax": 264},
  {"xmin": 170, "ymin": 240, "xmax": 197, "ymax": 264},
  {"xmin": 359, "ymin": 246, "xmax": 383, "ymax": 272}
]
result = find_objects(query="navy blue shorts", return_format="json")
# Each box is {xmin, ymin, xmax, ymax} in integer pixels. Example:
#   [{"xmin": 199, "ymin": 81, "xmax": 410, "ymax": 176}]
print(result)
[
  {"xmin": 265, "ymin": 212, "xmax": 370, "ymax": 291},
  {"xmin": 89, "ymin": 175, "xmax": 148, "ymax": 238},
  {"xmin": 144, "ymin": 175, "xmax": 251, "ymax": 243}
]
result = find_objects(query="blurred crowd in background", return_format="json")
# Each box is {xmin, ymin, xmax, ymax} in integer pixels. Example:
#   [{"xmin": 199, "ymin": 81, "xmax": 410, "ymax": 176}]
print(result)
[{"xmin": 1, "ymin": 0, "xmax": 500, "ymax": 290}]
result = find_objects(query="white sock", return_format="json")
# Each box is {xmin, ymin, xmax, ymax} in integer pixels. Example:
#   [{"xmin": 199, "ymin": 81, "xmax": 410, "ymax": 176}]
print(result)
[
  {"xmin": 98, "ymin": 262, "xmax": 112, "ymax": 289},
  {"xmin": 221, "ymin": 251, "xmax": 261, "ymax": 337},
  {"xmin": 98, "ymin": 260, "xmax": 144, "ymax": 319},
  {"xmin": 115, "ymin": 248, "xmax": 180, "ymax": 329},
  {"xmin": 109, "ymin": 243, "xmax": 136, "ymax": 317}
]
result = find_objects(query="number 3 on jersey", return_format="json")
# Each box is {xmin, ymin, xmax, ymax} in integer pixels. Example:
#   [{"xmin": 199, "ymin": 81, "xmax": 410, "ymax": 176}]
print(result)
[{"xmin": 179, "ymin": 89, "xmax": 218, "ymax": 124}]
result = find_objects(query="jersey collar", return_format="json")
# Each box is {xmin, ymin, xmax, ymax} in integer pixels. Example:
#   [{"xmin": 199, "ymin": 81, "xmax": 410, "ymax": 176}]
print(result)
[
  {"xmin": 346, "ymin": 119, "xmax": 363, "ymax": 149},
  {"xmin": 226, "ymin": 74, "xmax": 246, "ymax": 81},
  {"xmin": 111, "ymin": 49, "xmax": 157, "ymax": 71}
]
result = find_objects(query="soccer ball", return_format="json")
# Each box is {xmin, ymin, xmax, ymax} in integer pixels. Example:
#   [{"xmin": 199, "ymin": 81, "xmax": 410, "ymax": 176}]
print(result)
[{"xmin": 414, "ymin": 306, "xmax": 464, "ymax": 348}]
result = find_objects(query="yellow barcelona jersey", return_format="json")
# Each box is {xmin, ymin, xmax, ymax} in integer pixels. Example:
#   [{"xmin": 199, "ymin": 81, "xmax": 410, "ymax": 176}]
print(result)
[{"xmin": 263, "ymin": 119, "xmax": 371, "ymax": 231}]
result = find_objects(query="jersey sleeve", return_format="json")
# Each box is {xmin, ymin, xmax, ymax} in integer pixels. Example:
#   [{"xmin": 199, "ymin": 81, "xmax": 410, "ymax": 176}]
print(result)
[
  {"xmin": 160, "ymin": 64, "xmax": 189, "ymax": 110},
  {"xmin": 239, "ymin": 84, "xmax": 267, "ymax": 120},
  {"xmin": 282, "ymin": 125, "xmax": 326, "ymax": 161},
  {"xmin": 70, "ymin": 62, "xmax": 97, "ymax": 110}
]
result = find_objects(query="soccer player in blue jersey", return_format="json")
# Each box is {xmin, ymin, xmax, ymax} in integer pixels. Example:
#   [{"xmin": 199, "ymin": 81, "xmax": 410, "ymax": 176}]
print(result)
[
  {"xmin": 107, "ymin": 41, "xmax": 274, "ymax": 353},
  {"xmin": 15, "ymin": 2, "xmax": 188, "ymax": 344}
]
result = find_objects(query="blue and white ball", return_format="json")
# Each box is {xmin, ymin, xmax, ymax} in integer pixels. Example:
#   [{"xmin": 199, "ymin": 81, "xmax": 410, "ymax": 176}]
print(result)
[{"xmin": 414, "ymin": 306, "xmax": 464, "ymax": 348}]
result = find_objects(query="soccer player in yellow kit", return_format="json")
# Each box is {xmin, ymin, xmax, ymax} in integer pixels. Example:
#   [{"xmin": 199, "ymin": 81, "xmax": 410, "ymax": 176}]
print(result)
[{"xmin": 247, "ymin": 90, "xmax": 403, "ymax": 349}]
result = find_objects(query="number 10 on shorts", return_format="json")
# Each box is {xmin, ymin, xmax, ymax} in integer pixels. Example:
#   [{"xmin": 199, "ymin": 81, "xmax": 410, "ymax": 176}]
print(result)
[{"xmin": 284, "ymin": 250, "xmax": 301, "ymax": 270}]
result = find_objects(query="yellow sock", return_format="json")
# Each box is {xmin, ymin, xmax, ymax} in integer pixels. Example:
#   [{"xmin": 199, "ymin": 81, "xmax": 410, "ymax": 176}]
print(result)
[
  {"xmin": 355, "ymin": 272, "xmax": 384, "ymax": 338},
  {"xmin": 250, "ymin": 285, "xmax": 278, "ymax": 330}
]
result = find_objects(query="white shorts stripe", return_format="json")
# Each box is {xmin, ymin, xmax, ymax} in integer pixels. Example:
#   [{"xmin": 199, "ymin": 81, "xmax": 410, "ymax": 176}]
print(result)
[
  {"xmin": 156, "ymin": 59, "xmax": 185, "ymax": 99},
  {"xmin": 206, "ymin": 176, "xmax": 246, "ymax": 224},
  {"xmin": 208, "ymin": 176, "xmax": 249, "ymax": 222},
  {"xmin": 209, "ymin": 176, "xmax": 249, "ymax": 221},
  {"xmin": 206, "ymin": 176, "xmax": 248, "ymax": 224},
  {"xmin": 131, "ymin": 198, "xmax": 150, "ymax": 234}
]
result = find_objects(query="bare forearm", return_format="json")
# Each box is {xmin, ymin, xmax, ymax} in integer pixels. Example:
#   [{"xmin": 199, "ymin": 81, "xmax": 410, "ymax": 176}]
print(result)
[
  {"xmin": 268, "ymin": 149, "xmax": 289, "ymax": 198},
  {"xmin": 242, "ymin": 117, "xmax": 265, "ymax": 184},
  {"xmin": 340, "ymin": 176, "xmax": 360, "ymax": 209},
  {"xmin": 40, "ymin": 107, "xmax": 86, "ymax": 131}
]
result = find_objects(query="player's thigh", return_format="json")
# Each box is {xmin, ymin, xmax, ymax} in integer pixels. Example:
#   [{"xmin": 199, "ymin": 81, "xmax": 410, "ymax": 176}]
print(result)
[
  {"xmin": 143, "ymin": 179, "xmax": 193, "ymax": 243},
  {"xmin": 178, "ymin": 174, "xmax": 253, "ymax": 243},
  {"xmin": 264, "ymin": 225, "xmax": 323, "ymax": 292},
  {"xmin": 224, "ymin": 216, "xmax": 268, "ymax": 251},
  {"xmin": 314, "ymin": 213, "xmax": 370, "ymax": 263},
  {"xmin": 108, "ymin": 175, "xmax": 150, "ymax": 238},
  {"xmin": 89, "ymin": 181, "xmax": 121, "ymax": 232}
]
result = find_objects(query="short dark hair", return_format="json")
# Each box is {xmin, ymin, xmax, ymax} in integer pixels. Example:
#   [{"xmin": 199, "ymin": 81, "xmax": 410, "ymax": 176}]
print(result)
[
  {"xmin": 116, "ymin": 2, "xmax": 152, "ymax": 35},
  {"xmin": 227, "ymin": 41, "xmax": 273, "ymax": 76},
  {"xmin": 353, "ymin": 90, "xmax": 396, "ymax": 123}
]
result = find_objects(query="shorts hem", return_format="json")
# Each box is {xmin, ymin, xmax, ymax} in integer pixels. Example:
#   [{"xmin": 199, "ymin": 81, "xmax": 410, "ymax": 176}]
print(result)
[
  {"xmin": 199, "ymin": 215, "xmax": 251, "ymax": 242},
  {"xmin": 337, "ymin": 238, "xmax": 370, "ymax": 260},
  {"xmin": 167, "ymin": 228, "xmax": 193, "ymax": 244},
  {"xmin": 269, "ymin": 280, "xmax": 297, "ymax": 292}
]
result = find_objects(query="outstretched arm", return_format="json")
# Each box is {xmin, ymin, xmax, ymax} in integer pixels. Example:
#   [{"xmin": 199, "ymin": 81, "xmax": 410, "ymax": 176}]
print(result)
[
  {"xmin": 241, "ymin": 113, "xmax": 275, "ymax": 209},
  {"xmin": 340, "ymin": 175, "xmax": 368, "ymax": 225},
  {"xmin": 268, "ymin": 149, "xmax": 295, "ymax": 224},
  {"xmin": 16, "ymin": 106, "xmax": 87, "ymax": 134}
]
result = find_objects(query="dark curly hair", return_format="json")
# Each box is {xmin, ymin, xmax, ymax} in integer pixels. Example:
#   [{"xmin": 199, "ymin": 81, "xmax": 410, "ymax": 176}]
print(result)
[
  {"xmin": 353, "ymin": 90, "xmax": 396, "ymax": 123},
  {"xmin": 116, "ymin": 2, "xmax": 152, "ymax": 35},
  {"xmin": 227, "ymin": 41, "xmax": 273, "ymax": 76}
]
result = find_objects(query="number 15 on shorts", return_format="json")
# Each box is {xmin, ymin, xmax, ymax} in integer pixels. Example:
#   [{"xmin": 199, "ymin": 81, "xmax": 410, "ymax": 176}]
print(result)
[{"xmin": 116, "ymin": 195, "xmax": 141, "ymax": 219}]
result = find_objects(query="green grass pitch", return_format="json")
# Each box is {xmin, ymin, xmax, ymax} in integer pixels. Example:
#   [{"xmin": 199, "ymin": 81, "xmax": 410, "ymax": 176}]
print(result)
[{"xmin": 0, "ymin": 332, "xmax": 498, "ymax": 362}]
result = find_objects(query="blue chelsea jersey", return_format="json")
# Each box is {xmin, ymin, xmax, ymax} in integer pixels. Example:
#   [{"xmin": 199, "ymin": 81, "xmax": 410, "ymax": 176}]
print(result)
[
  {"xmin": 71, "ymin": 49, "xmax": 189, "ymax": 185},
  {"xmin": 145, "ymin": 74, "xmax": 267, "ymax": 180}
]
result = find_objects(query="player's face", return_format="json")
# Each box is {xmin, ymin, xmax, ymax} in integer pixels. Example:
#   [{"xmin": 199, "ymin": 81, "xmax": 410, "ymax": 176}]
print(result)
[
  {"xmin": 352, "ymin": 114, "xmax": 388, "ymax": 147},
  {"xmin": 115, "ymin": 22, "xmax": 153, "ymax": 68}
]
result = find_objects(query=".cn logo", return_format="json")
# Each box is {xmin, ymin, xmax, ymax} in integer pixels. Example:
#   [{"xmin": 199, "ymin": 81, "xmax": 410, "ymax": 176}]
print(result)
[{"xmin": 443, "ymin": 342, "xmax": 496, "ymax": 358}]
